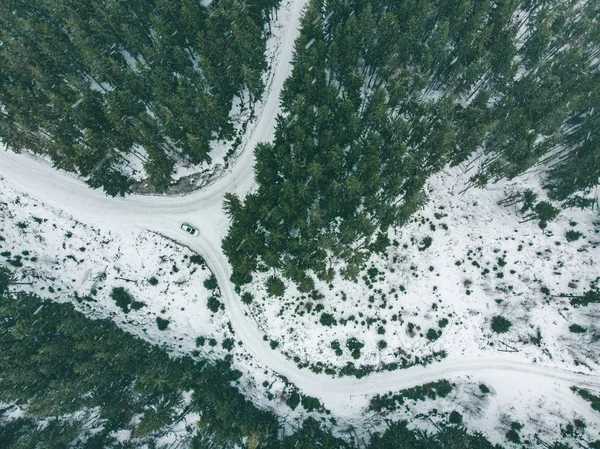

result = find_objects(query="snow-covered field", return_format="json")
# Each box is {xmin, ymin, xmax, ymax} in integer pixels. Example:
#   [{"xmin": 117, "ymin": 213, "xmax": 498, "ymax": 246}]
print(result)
[
  {"xmin": 243, "ymin": 164, "xmax": 600, "ymax": 378},
  {"xmin": 0, "ymin": 176, "xmax": 233, "ymax": 358}
]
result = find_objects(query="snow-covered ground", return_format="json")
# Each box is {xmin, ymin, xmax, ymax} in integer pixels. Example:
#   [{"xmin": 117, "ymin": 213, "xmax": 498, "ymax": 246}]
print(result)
[
  {"xmin": 243, "ymin": 163, "xmax": 600, "ymax": 378},
  {"xmin": 0, "ymin": 176, "xmax": 231, "ymax": 358}
]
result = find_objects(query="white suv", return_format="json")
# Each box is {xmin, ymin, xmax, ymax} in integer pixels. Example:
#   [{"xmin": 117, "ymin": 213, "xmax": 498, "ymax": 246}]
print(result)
[{"xmin": 181, "ymin": 223, "xmax": 198, "ymax": 236}]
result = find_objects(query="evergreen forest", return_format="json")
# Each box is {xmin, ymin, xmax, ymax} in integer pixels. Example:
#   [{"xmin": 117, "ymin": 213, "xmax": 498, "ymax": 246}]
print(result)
[
  {"xmin": 223, "ymin": 0, "xmax": 599, "ymax": 288},
  {"xmin": 0, "ymin": 0, "xmax": 279, "ymax": 195},
  {"xmin": 0, "ymin": 272, "xmax": 585, "ymax": 449}
]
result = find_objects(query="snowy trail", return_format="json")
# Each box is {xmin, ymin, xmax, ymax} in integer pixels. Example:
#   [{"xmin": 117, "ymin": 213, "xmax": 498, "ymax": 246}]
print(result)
[{"xmin": 1, "ymin": 0, "xmax": 599, "ymax": 415}]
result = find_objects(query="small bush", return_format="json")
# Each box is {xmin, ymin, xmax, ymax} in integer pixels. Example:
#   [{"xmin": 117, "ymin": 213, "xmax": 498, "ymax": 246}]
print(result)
[
  {"xmin": 287, "ymin": 391, "xmax": 300, "ymax": 410},
  {"xmin": 269, "ymin": 340, "xmax": 279, "ymax": 349},
  {"xmin": 491, "ymin": 315, "xmax": 512, "ymax": 334},
  {"xmin": 196, "ymin": 336, "xmax": 206, "ymax": 346},
  {"xmin": 331, "ymin": 340, "xmax": 343, "ymax": 356},
  {"xmin": 506, "ymin": 429, "xmax": 520, "ymax": 443},
  {"xmin": 207, "ymin": 296, "xmax": 222, "ymax": 313},
  {"xmin": 300, "ymin": 395, "xmax": 321, "ymax": 412},
  {"xmin": 449, "ymin": 410, "xmax": 463, "ymax": 424},
  {"xmin": 426, "ymin": 328, "xmax": 441, "ymax": 341},
  {"xmin": 110, "ymin": 287, "xmax": 134, "ymax": 313},
  {"xmin": 130, "ymin": 300, "xmax": 145, "ymax": 311},
  {"xmin": 346, "ymin": 338, "xmax": 364, "ymax": 359},
  {"xmin": 320, "ymin": 312, "xmax": 337, "ymax": 326},
  {"xmin": 479, "ymin": 383, "xmax": 490, "ymax": 394},
  {"xmin": 266, "ymin": 275, "xmax": 285, "ymax": 297},
  {"xmin": 189, "ymin": 254, "xmax": 204, "ymax": 265},
  {"xmin": 377, "ymin": 340, "xmax": 388, "ymax": 350},
  {"xmin": 377, "ymin": 325, "xmax": 386, "ymax": 335},
  {"xmin": 241, "ymin": 292, "xmax": 253, "ymax": 304},
  {"xmin": 438, "ymin": 318, "xmax": 449, "ymax": 328},
  {"xmin": 569, "ymin": 324, "xmax": 587, "ymax": 333},
  {"xmin": 148, "ymin": 276, "xmax": 158, "ymax": 286},
  {"xmin": 156, "ymin": 317, "xmax": 170, "ymax": 331},
  {"xmin": 566, "ymin": 230, "xmax": 583, "ymax": 242},
  {"xmin": 222, "ymin": 338, "xmax": 235, "ymax": 351},
  {"xmin": 204, "ymin": 274, "xmax": 218, "ymax": 291},
  {"xmin": 418, "ymin": 236, "xmax": 433, "ymax": 251}
]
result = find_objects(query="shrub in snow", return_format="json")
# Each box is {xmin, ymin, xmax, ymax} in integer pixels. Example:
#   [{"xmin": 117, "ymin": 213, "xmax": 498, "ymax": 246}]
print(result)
[
  {"xmin": 438, "ymin": 318, "xmax": 449, "ymax": 328},
  {"xmin": 319, "ymin": 312, "xmax": 337, "ymax": 326},
  {"xmin": 418, "ymin": 236, "xmax": 433, "ymax": 251},
  {"xmin": 479, "ymin": 383, "xmax": 490, "ymax": 394},
  {"xmin": 222, "ymin": 338, "xmax": 235, "ymax": 351},
  {"xmin": 207, "ymin": 295, "xmax": 222, "ymax": 313},
  {"xmin": 330, "ymin": 340, "xmax": 343, "ymax": 356},
  {"xmin": 449, "ymin": 411, "xmax": 463, "ymax": 424},
  {"xmin": 377, "ymin": 340, "xmax": 387, "ymax": 350},
  {"xmin": 569, "ymin": 324, "xmax": 587, "ymax": 333},
  {"xmin": 196, "ymin": 336, "xmax": 206, "ymax": 346},
  {"xmin": 147, "ymin": 276, "xmax": 158, "ymax": 286},
  {"xmin": 266, "ymin": 275, "xmax": 285, "ymax": 297},
  {"xmin": 203, "ymin": 274, "xmax": 218, "ymax": 291},
  {"xmin": 156, "ymin": 317, "xmax": 169, "ymax": 331},
  {"xmin": 301, "ymin": 395, "xmax": 321, "ymax": 412},
  {"xmin": 426, "ymin": 328, "xmax": 441, "ymax": 341},
  {"xmin": 189, "ymin": 254, "xmax": 204, "ymax": 265},
  {"xmin": 287, "ymin": 390, "xmax": 300, "ymax": 410},
  {"xmin": 110, "ymin": 286, "xmax": 144, "ymax": 313},
  {"xmin": 241, "ymin": 292, "xmax": 253, "ymax": 304},
  {"xmin": 346, "ymin": 337, "xmax": 364, "ymax": 359},
  {"xmin": 491, "ymin": 315, "xmax": 512, "ymax": 333}
]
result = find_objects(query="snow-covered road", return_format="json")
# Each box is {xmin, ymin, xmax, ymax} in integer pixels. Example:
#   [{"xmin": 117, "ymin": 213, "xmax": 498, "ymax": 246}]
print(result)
[{"xmin": 0, "ymin": 0, "xmax": 599, "ymax": 416}]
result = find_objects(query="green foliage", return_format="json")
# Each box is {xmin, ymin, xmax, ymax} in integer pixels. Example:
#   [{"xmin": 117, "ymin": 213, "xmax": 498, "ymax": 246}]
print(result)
[
  {"xmin": 438, "ymin": 318, "xmax": 449, "ymax": 328},
  {"xmin": 241, "ymin": 292, "xmax": 254, "ymax": 305},
  {"xmin": 426, "ymin": 328, "xmax": 441, "ymax": 341},
  {"xmin": 300, "ymin": 395, "xmax": 322, "ymax": 412},
  {"xmin": 491, "ymin": 315, "xmax": 512, "ymax": 334},
  {"xmin": 0, "ymin": 266, "xmax": 12, "ymax": 295},
  {"xmin": 0, "ymin": 0, "xmax": 276, "ymax": 195},
  {"xmin": 569, "ymin": 324, "xmax": 586, "ymax": 334},
  {"xmin": 156, "ymin": 317, "xmax": 170, "ymax": 331},
  {"xmin": 110, "ymin": 286, "xmax": 138, "ymax": 313},
  {"xmin": 207, "ymin": 295, "xmax": 222, "ymax": 313},
  {"xmin": 266, "ymin": 275, "xmax": 285, "ymax": 297},
  {"xmin": 189, "ymin": 254, "xmax": 204, "ymax": 265},
  {"xmin": 571, "ymin": 387, "xmax": 600, "ymax": 412},
  {"xmin": 320, "ymin": 312, "xmax": 337, "ymax": 326},
  {"xmin": 203, "ymin": 274, "xmax": 218, "ymax": 291},
  {"xmin": 565, "ymin": 230, "xmax": 583, "ymax": 242},
  {"xmin": 370, "ymin": 380, "xmax": 454, "ymax": 412},
  {"xmin": 0, "ymin": 291, "xmax": 279, "ymax": 445},
  {"xmin": 346, "ymin": 337, "xmax": 365, "ymax": 359},
  {"xmin": 506, "ymin": 429, "xmax": 520, "ymax": 443},
  {"xmin": 449, "ymin": 410, "xmax": 463, "ymax": 425},
  {"xmin": 330, "ymin": 340, "xmax": 343, "ymax": 356},
  {"xmin": 222, "ymin": 0, "xmax": 599, "ymax": 289},
  {"xmin": 222, "ymin": 338, "xmax": 235, "ymax": 351},
  {"xmin": 286, "ymin": 390, "xmax": 300, "ymax": 410},
  {"xmin": 147, "ymin": 276, "xmax": 159, "ymax": 286}
]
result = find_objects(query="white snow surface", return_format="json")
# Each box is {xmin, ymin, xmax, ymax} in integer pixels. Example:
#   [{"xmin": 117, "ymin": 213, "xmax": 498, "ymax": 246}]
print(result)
[{"xmin": 0, "ymin": 0, "xmax": 599, "ymax": 442}]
